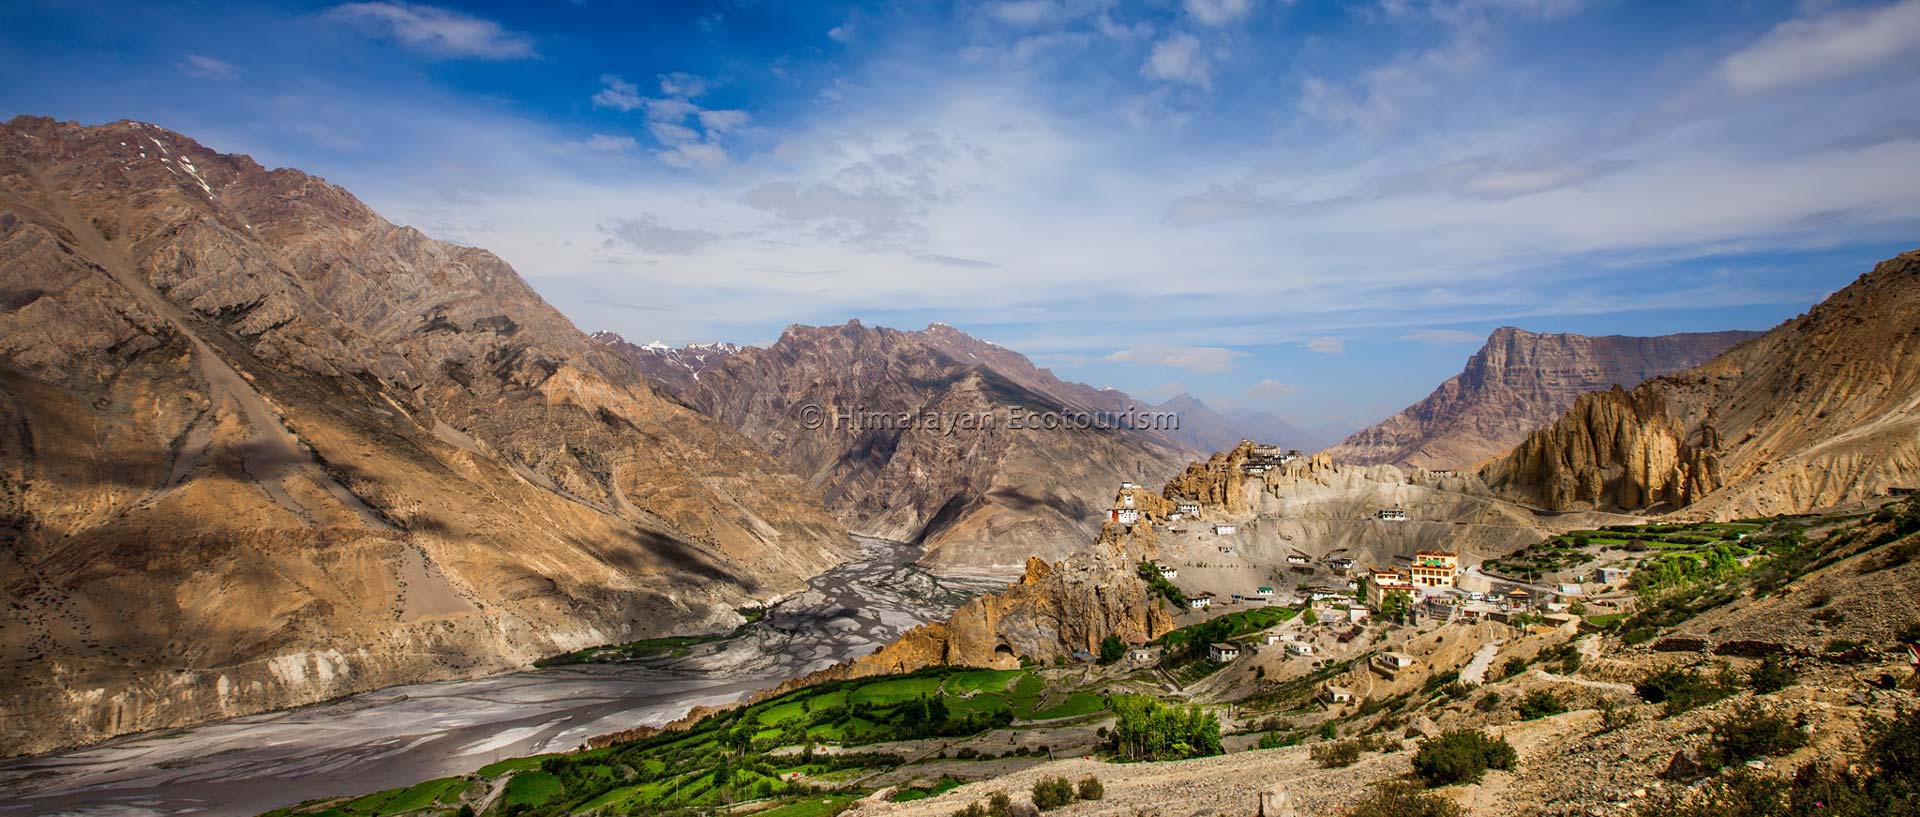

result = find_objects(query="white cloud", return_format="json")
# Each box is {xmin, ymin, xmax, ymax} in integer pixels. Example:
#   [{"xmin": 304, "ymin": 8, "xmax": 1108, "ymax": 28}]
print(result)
[
  {"xmin": 1242, "ymin": 378, "xmax": 1300, "ymax": 400},
  {"xmin": 657, "ymin": 142, "xmax": 729, "ymax": 169},
  {"xmin": 1401, "ymin": 328, "xmax": 1485, "ymax": 344},
  {"xmin": 581, "ymin": 133, "xmax": 638, "ymax": 152},
  {"xmin": 596, "ymin": 73, "xmax": 742, "ymax": 169},
  {"xmin": 1184, "ymin": 0, "xmax": 1254, "ymax": 26},
  {"xmin": 658, "ymin": 72, "xmax": 710, "ymax": 98},
  {"xmin": 325, "ymin": 2, "xmax": 534, "ymax": 59},
  {"xmin": 179, "ymin": 54, "xmax": 240, "ymax": 80},
  {"xmin": 1720, "ymin": 0, "xmax": 1920, "ymax": 94},
  {"xmin": 1143, "ymin": 32, "xmax": 1209, "ymax": 87},
  {"xmin": 697, "ymin": 109, "xmax": 750, "ymax": 132},
  {"xmin": 592, "ymin": 75, "xmax": 644, "ymax": 111},
  {"xmin": 599, "ymin": 215, "xmax": 719, "ymax": 254},
  {"xmin": 1306, "ymin": 336, "xmax": 1345, "ymax": 354},
  {"xmin": 986, "ymin": 0, "xmax": 1061, "ymax": 26},
  {"xmin": 1105, "ymin": 343, "xmax": 1247, "ymax": 373},
  {"xmin": 828, "ymin": 23, "xmax": 854, "ymax": 43}
]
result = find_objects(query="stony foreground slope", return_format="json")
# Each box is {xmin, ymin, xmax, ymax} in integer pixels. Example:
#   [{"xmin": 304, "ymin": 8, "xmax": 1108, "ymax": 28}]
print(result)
[
  {"xmin": 1326, "ymin": 327, "xmax": 1757, "ymax": 471},
  {"xmin": 608, "ymin": 321, "xmax": 1197, "ymax": 572},
  {"xmin": 1482, "ymin": 251, "xmax": 1920, "ymax": 516},
  {"xmin": 0, "ymin": 117, "xmax": 854, "ymax": 755}
]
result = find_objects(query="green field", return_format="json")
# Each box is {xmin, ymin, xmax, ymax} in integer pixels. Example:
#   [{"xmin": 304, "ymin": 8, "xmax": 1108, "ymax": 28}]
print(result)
[{"xmin": 263, "ymin": 665, "xmax": 1108, "ymax": 817}]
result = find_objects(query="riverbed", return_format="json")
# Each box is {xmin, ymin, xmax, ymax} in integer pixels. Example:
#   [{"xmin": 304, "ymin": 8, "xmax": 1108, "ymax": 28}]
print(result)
[{"xmin": 0, "ymin": 537, "xmax": 1005, "ymax": 817}]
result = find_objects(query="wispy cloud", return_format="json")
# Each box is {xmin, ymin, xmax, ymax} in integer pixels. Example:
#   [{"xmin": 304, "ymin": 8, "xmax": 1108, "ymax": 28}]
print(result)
[
  {"xmin": 1306, "ymin": 337, "xmax": 1345, "ymax": 354},
  {"xmin": 595, "ymin": 73, "xmax": 746, "ymax": 168},
  {"xmin": 1105, "ymin": 343, "xmax": 1248, "ymax": 373},
  {"xmin": 178, "ymin": 54, "xmax": 240, "ymax": 80},
  {"xmin": 325, "ymin": 2, "xmax": 535, "ymax": 59},
  {"xmin": 1402, "ymin": 328, "xmax": 1486, "ymax": 345},
  {"xmin": 1719, "ymin": 0, "xmax": 1920, "ymax": 94}
]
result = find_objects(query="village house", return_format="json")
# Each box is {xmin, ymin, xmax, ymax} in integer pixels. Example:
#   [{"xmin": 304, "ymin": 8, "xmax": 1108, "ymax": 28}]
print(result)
[
  {"xmin": 1130, "ymin": 646, "xmax": 1157, "ymax": 663},
  {"xmin": 1219, "ymin": 545, "xmax": 1237, "ymax": 555},
  {"xmin": 1409, "ymin": 550, "xmax": 1459, "ymax": 589},
  {"xmin": 1212, "ymin": 524, "xmax": 1237, "ymax": 535},
  {"xmin": 1347, "ymin": 607, "xmax": 1371, "ymax": 623},
  {"xmin": 1264, "ymin": 633, "xmax": 1289, "ymax": 645},
  {"xmin": 1328, "ymin": 556, "xmax": 1356, "ymax": 572},
  {"xmin": 1121, "ymin": 493, "xmax": 1135, "ymax": 508},
  {"xmin": 1597, "ymin": 566, "xmax": 1631, "ymax": 585},
  {"xmin": 1167, "ymin": 512, "xmax": 1183, "ymax": 522},
  {"xmin": 1322, "ymin": 685, "xmax": 1354, "ymax": 704},
  {"xmin": 1109, "ymin": 508, "xmax": 1139, "ymax": 525},
  {"xmin": 1121, "ymin": 481, "xmax": 1139, "ymax": 490},
  {"xmin": 1208, "ymin": 642, "xmax": 1241, "ymax": 662},
  {"xmin": 1286, "ymin": 641, "xmax": 1316, "ymax": 657},
  {"xmin": 1176, "ymin": 503, "xmax": 1201, "ymax": 515},
  {"xmin": 1156, "ymin": 563, "xmax": 1179, "ymax": 580},
  {"xmin": 1286, "ymin": 553, "xmax": 1311, "ymax": 565},
  {"xmin": 1506, "ymin": 588, "xmax": 1534, "ymax": 610},
  {"xmin": 1377, "ymin": 505, "xmax": 1409, "ymax": 521},
  {"xmin": 1556, "ymin": 583, "xmax": 1584, "ymax": 596},
  {"xmin": 1255, "ymin": 586, "xmax": 1275, "ymax": 597},
  {"xmin": 1187, "ymin": 592, "xmax": 1214, "ymax": 610},
  {"xmin": 1373, "ymin": 651, "xmax": 1416, "ymax": 679}
]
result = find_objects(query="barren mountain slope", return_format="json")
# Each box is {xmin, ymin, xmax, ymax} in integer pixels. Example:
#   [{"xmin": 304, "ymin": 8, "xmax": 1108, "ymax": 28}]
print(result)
[
  {"xmin": 1326, "ymin": 327, "xmax": 1758, "ymax": 470},
  {"xmin": 0, "ymin": 117, "xmax": 853, "ymax": 755},
  {"xmin": 638, "ymin": 320, "xmax": 1196, "ymax": 572},
  {"xmin": 1482, "ymin": 250, "xmax": 1920, "ymax": 515}
]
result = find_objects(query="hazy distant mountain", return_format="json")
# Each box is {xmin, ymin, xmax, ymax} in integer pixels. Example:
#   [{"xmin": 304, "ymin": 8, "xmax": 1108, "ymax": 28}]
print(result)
[
  {"xmin": 0, "ymin": 116, "xmax": 852, "ymax": 755},
  {"xmin": 1152, "ymin": 394, "xmax": 1320, "ymax": 453},
  {"xmin": 1484, "ymin": 251, "xmax": 1920, "ymax": 516},
  {"xmin": 617, "ymin": 321, "xmax": 1197, "ymax": 571},
  {"xmin": 1324, "ymin": 326, "xmax": 1760, "ymax": 470}
]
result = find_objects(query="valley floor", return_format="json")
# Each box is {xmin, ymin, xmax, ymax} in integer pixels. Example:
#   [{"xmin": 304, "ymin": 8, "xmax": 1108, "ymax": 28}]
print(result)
[{"xmin": 0, "ymin": 538, "xmax": 1001, "ymax": 817}]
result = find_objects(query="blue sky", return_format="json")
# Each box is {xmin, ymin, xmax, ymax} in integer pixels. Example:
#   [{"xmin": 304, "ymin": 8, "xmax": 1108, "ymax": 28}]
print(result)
[{"xmin": 4, "ymin": 0, "xmax": 1918, "ymax": 432}]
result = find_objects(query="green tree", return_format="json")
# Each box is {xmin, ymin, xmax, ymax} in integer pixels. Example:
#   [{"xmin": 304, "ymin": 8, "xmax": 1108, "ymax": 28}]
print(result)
[
  {"xmin": 1381, "ymin": 589, "xmax": 1413, "ymax": 623},
  {"xmin": 1098, "ymin": 634, "xmax": 1126, "ymax": 665}
]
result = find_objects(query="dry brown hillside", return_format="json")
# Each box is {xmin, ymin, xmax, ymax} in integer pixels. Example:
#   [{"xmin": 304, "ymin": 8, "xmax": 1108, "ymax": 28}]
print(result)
[
  {"xmin": 0, "ymin": 117, "xmax": 854, "ymax": 755},
  {"xmin": 1482, "ymin": 250, "xmax": 1920, "ymax": 517},
  {"xmin": 1326, "ymin": 327, "xmax": 1757, "ymax": 471}
]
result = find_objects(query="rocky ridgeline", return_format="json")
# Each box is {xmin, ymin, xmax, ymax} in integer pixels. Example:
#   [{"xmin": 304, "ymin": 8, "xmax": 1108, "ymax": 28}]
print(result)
[
  {"xmin": 1480, "ymin": 251, "xmax": 1920, "ymax": 517},
  {"xmin": 621, "ymin": 319, "xmax": 1196, "ymax": 571},
  {"xmin": 1325, "ymin": 327, "xmax": 1757, "ymax": 471}
]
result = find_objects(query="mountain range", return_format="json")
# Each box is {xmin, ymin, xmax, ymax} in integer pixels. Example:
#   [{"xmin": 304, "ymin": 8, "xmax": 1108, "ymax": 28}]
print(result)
[
  {"xmin": 602, "ymin": 322, "xmax": 1202, "ymax": 571},
  {"xmin": 0, "ymin": 116, "xmax": 853, "ymax": 755}
]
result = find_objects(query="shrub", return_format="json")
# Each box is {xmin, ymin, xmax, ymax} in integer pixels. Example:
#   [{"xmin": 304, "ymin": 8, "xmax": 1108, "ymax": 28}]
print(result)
[
  {"xmin": 1411, "ymin": 729, "xmax": 1517, "ymax": 786},
  {"xmin": 953, "ymin": 804, "xmax": 989, "ymax": 817},
  {"xmin": 1710, "ymin": 704, "xmax": 1808, "ymax": 765},
  {"xmin": 1343, "ymin": 781, "xmax": 1463, "ymax": 817},
  {"xmin": 1636, "ymin": 666, "xmax": 1736, "ymax": 716},
  {"xmin": 1596, "ymin": 698, "xmax": 1639, "ymax": 733},
  {"xmin": 1319, "ymin": 721, "xmax": 1339, "ymax": 740},
  {"xmin": 1498, "ymin": 657, "xmax": 1530, "ymax": 679},
  {"xmin": 1257, "ymin": 731, "xmax": 1297, "ymax": 749},
  {"xmin": 1312, "ymin": 739, "xmax": 1365, "ymax": 768},
  {"xmin": 1031, "ymin": 776, "xmax": 1076, "ymax": 811},
  {"xmin": 1098, "ymin": 634, "xmax": 1125, "ymax": 665},
  {"xmin": 1474, "ymin": 691, "xmax": 1503, "ymax": 712},
  {"xmin": 987, "ymin": 790, "xmax": 1013, "ymax": 817},
  {"xmin": 1517, "ymin": 690, "xmax": 1567, "ymax": 721},
  {"xmin": 1076, "ymin": 776, "xmax": 1104, "ymax": 801},
  {"xmin": 1748, "ymin": 655, "xmax": 1797, "ymax": 694}
]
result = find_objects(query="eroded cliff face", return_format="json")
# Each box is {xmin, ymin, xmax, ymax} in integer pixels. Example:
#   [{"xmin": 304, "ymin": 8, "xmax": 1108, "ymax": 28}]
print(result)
[
  {"xmin": 0, "ymin": 117, "xmax": 854, "ymax": 755},
  {"xmin": 627, "ymin": 320, "xmax": 1196, "ymax": 572},
  {"xmin": 1482, "ymin": 251, "xmax": 1920, "ymax": 516},
  {"xmin": 1325, "ymin": 328, "xmax": 1757, "ymax": 470}
]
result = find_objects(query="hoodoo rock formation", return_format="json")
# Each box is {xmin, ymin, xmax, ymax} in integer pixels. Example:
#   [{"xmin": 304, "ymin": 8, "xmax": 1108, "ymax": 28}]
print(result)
[
  {"xmin": 1326, "ymin": 327, "xmax": 1757, "ymax": 470},
  {"xmin": 1482, "ymin": 251, "xmax": 1920, "ymax": 517},
  {"xmin": 0, "ymin": 117, "xmax": 854, "ymax": 755}
]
